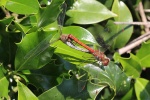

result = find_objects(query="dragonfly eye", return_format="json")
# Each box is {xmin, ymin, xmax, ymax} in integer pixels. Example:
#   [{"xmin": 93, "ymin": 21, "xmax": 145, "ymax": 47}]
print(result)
[
  {"xmin": 102, "ymin": 58, "xmax": 109, "ymax": 66},
  {"xmin": 60, "ymin": 34, "xmax": 69, "ymax": 43}
]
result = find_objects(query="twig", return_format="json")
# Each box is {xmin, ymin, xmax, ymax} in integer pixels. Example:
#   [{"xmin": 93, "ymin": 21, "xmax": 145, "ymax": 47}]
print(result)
[
  {"xmin": 129, "ymin": 32, "xmax": 150, "ymax": 44},
  {"xmin": 138, "ymin": 2, "xmax": 149, "ymax": 32},
  {"xmin": 118, "ymin": 32, "xmax": 150, "ymax": 55},
  {"xmin": 114, "ymin": 22, "xmax": 150, "ymax": 25},
  {"xmin": 1, "ymin": 6, "xmax": 11, "ymax": 17},
  {"xmin": 144, "ymin": 9, "xmax": 150, "ymax": 13}
]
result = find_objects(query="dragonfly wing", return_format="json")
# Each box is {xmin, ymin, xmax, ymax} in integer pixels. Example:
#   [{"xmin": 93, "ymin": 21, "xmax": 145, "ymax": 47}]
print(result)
[
  {"xmin": 24, "ymin": 33, "xmax": 59, "ymax": 60},
  {"xmin": 96, "ymin": 36, "xmax": 110, "ymax": 52},
  {"xmin": 66, "ymin": 41, "xmax": 89, "ymax": 52}
]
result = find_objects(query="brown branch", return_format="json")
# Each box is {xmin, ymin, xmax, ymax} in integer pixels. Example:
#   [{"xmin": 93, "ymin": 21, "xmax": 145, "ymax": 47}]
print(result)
[
  {"xmin": 114, "ymin": 22, "xmax": 150, "ymax": 25},
  {"xmin": 118, "ymin": 32, "xmax": 150, "ymax": 55},
  {"xmin": 138, "ymin": 2, "xmax": 150, "ymax": 32},
  {"xmin": 144, "ymin": 9, "xmax": 150, "ymax": 13}
]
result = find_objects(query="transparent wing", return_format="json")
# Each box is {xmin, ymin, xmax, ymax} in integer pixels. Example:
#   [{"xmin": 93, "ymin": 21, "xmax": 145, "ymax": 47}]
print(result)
[
  {"xmin": 24, "ymin": 33, "xmax": 59, "ymax": 60},
  {"xmin": 66, "ymin": 41, "xmax": 89, "ymax": 52}
]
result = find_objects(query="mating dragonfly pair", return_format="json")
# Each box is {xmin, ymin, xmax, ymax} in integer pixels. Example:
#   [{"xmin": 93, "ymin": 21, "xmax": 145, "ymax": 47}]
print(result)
[{"xmin": 60, "ymin": 34, "xmax": 109, "ymax": 66}]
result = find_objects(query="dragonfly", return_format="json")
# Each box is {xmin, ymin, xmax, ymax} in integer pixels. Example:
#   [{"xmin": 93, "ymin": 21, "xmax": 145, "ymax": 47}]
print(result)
[{"xmin": 60, "ymin": 34, "xmax": 110, "ymax": 66}]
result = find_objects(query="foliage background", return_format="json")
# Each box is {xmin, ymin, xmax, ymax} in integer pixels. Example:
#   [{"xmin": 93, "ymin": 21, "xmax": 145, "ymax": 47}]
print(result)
[{"xmin": 0, "ymin": 0, "xmax": 150, "ymax": 100}]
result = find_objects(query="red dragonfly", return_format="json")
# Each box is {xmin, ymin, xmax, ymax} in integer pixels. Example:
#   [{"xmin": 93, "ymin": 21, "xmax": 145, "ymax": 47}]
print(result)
[{"xmin": 60, "ymin": 34, "xmax": 110, "ymax": 66}]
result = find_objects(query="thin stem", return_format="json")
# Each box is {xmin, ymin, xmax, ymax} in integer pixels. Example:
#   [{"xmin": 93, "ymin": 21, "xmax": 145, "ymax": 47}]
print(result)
[
  {"xmin": 118, "ymin": 32, "xmax": 150, "ymax": 55},
  {"xmin": 114, "ymin": 22, "xmax": 150, "ymax": 25},
  {"xmin": 138, "ymin": 2, "xmax": 150, "ymax": 33}
]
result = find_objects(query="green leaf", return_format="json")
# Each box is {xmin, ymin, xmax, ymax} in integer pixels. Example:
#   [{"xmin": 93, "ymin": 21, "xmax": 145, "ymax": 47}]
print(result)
[
  {"xmin": 14, "ymin": 22, "xmax": 32, "ymax": 34},
  {"xmin": 136, "ymin": 41, "xmax": 150, "ymax": 67},
  {"xmin": 5, "ymin": 0, "xmax": 39, "ymax": 14},
  {"xmin": 15, "ymin": 31, "xmax": 59, "ymax": 71},
  {"xmin": 0, "ymin": 17, "xmax": 14, "ymax": 26},
  {"xmin": 99, "ymin": 0, "xmax": 114, "ymax": 9},
  {"xmin": 37, "ymin": 0, "xmax": 65, "ymax": 28},
  {"xmin": 0, "ymin": 65, "xmax": 9, "ymax": 98},
  {"xmin": 17, "ymin": 81, "xmax": 38, "ymax": 100},
  {"xmin": 121, "ymin": 87, "xmax": 136, "ymax": 100},
  {"xmin": 52, "ymin": 26, "xmax": 98, "ymax": 65},
  {"xmin": 66, "ymin": 0, "xmax": 116, "ymax": 24},
  {"xmin": 53, "ymin": 40, "xmax": 94, "ymax": 65},
  {"xmin": 62, "ymin": 26, "xmax": 98, "ymax": 44},
  {"xmin": 135, "ymin": 78, "xmax": 150, "ymax": 100},
  {"xmin": 106, "ymin": 0, "xmax": 133, "ymax": 49},
  {"xmin": 0, "ymin": 0, "xmax": 8, "ymax": 6},
  {"xmin": 83, "ymin": 62, "xmax": 131, "ymax": 99},
  {"xmin": 113, "ymin": 53, "xmax": 142, "ymax": 78},
  {"xmin": 38, "ymin": 76, "xmax": 106, "ymax": 100},
  {"xmin": 20, "ymin": 61, "xmax": 68, "ymax": 91},
  {"xmin": 0, "ymin": 17, "xmax": 14, "ymax": 32}
]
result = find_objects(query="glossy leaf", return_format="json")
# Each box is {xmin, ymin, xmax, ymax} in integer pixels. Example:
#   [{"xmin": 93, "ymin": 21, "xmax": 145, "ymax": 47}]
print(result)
[
  {"xmin": 37, "ymin": 0, "xmax": 65, "ymax": 28},
  {"xmin": 17, "ymin": 81, "xmax": 38, "ymax": 100},
  {"xmin": 0, "ymin": 65, "xmax": 9, "ymax": 98},
  {"xmin": 38, "ymin": 76, "xmax": 106, "ymax": 100},
  {"xmin": 83, "ymin": 62, "xmax": 131, "ymax": 99},
  {"xmin": 20, "ymin": 61, "xmax": 68, "ymax": 91},
  {"xmin": 0, "ymin": 0, "xmax": 8, "ymax": 6},
  {"xmin": 53, "ymin": 40, "xmax": 94, "ymax": 65},
  {"xmin": 62, "ymin": 26, "xmax": 98, "ymax": 44},
  {"xmin": 5, "ymin": 0, "xmax": 39, "ymax": 14},
  {"xmin": 15, "ymin": 31, "xmax": 58, "ymax": 71},
  {"xmin": 0, "ymin": 17, "xmax": 14, "ymax": 26},
  {"xmin": 52, "ymin": 26, "xmax": 98, "ymax": 65},
  {"xmin": 136, "ymin": 41, "xmax": 150, "ymax": 67},
  {"xmin": 98, "ymin": 0, "xmax": 114, "ymax": 9},
  {"xmin": 66, "ymin": 0, "xmax": 116, "ymax": 24},
  {"xmin": 113, "ymin": 53, "xmax": 142, "ymax": 78},
  {"xmin": 105, "ymin": 0, "xmax": 133, "ymax": 49},
  {"xmin": 135, "ymin": 78, "xmax": 150, "ymax": 100},
  {"xmin": 121, "ymin": 87, "xmax": 136, "ymax": 100},
  {"xmin": 14, "ymin": 22, "xmax": 32, "ymax": 34}
]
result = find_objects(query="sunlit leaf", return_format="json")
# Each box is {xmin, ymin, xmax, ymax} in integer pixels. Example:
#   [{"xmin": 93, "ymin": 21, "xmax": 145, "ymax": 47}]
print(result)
[
  {"xmin": 17, "ymin": 81, "xmax": 38, "ymax": 100},
  {"xmin": 0, "ymin": 65, "xmax": 9, "ymax": 98},
  {"xmin": 83, "ymin": 62, "xmax": 131, "ymax": 99},
  {"xmin": 113, "ymin": 53, "xmax": 142, "ymax": 78},
  {"xmin": 66, "ymin": 0, "xmax": 116, "ymax": 24},
  {"xmin": 0, "ymin": 0, "xmax": 8, "ymax": 6},
  {"xmin": 14, "ymin": 22, "xmax": 32, "ymax": 34},
  {"xmin": 51, "ymin": 26, "xmax": 99, "ymax": 65},
  {"xmin": 15, "ymin": 31, "xmax": 59, "ymax": 71},
  {"xmin": 62, "ymin": 26, "xmax": 98, "ymax": 44},
  {"xmin": 37, "ymin": 0, "xmax": 65, "ymax": 28},
  {"xmin": 122, "ymin": 87, "xmax": 137, "ymax": 100},
  {"xmin": 135, "ymin": 78, "xmax": 150, "ymax": 100},
  {"xmin": 38, "ymin": 76, "xmax": 106, "ymax": 100},
  {"xmin": 20, "ymin": 61, "xmax": 68, "ymax": 91},
  {"xmin": 53, "ymin": 40, "xmax": 94, "ymax": 65},
  {"xmin": 105, "ymin": 0, "xmax": 133, "ymax": 49},
  {"xmin": 136, "ymin": 41, "xmax": 150, "ymax": 67},
  {"xmin": 5, "ymin": 0, "xmax": 39, "ymax": 14}
]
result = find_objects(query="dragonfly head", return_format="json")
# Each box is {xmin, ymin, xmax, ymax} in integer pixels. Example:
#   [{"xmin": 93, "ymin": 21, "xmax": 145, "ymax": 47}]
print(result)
[
  {"xmin": 102, "ymin": 58, "xmax": 110, "ymax": 66},
  {"xmin": 60, "ymin": 34, "xmax": 69, "ymax": 43}
]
